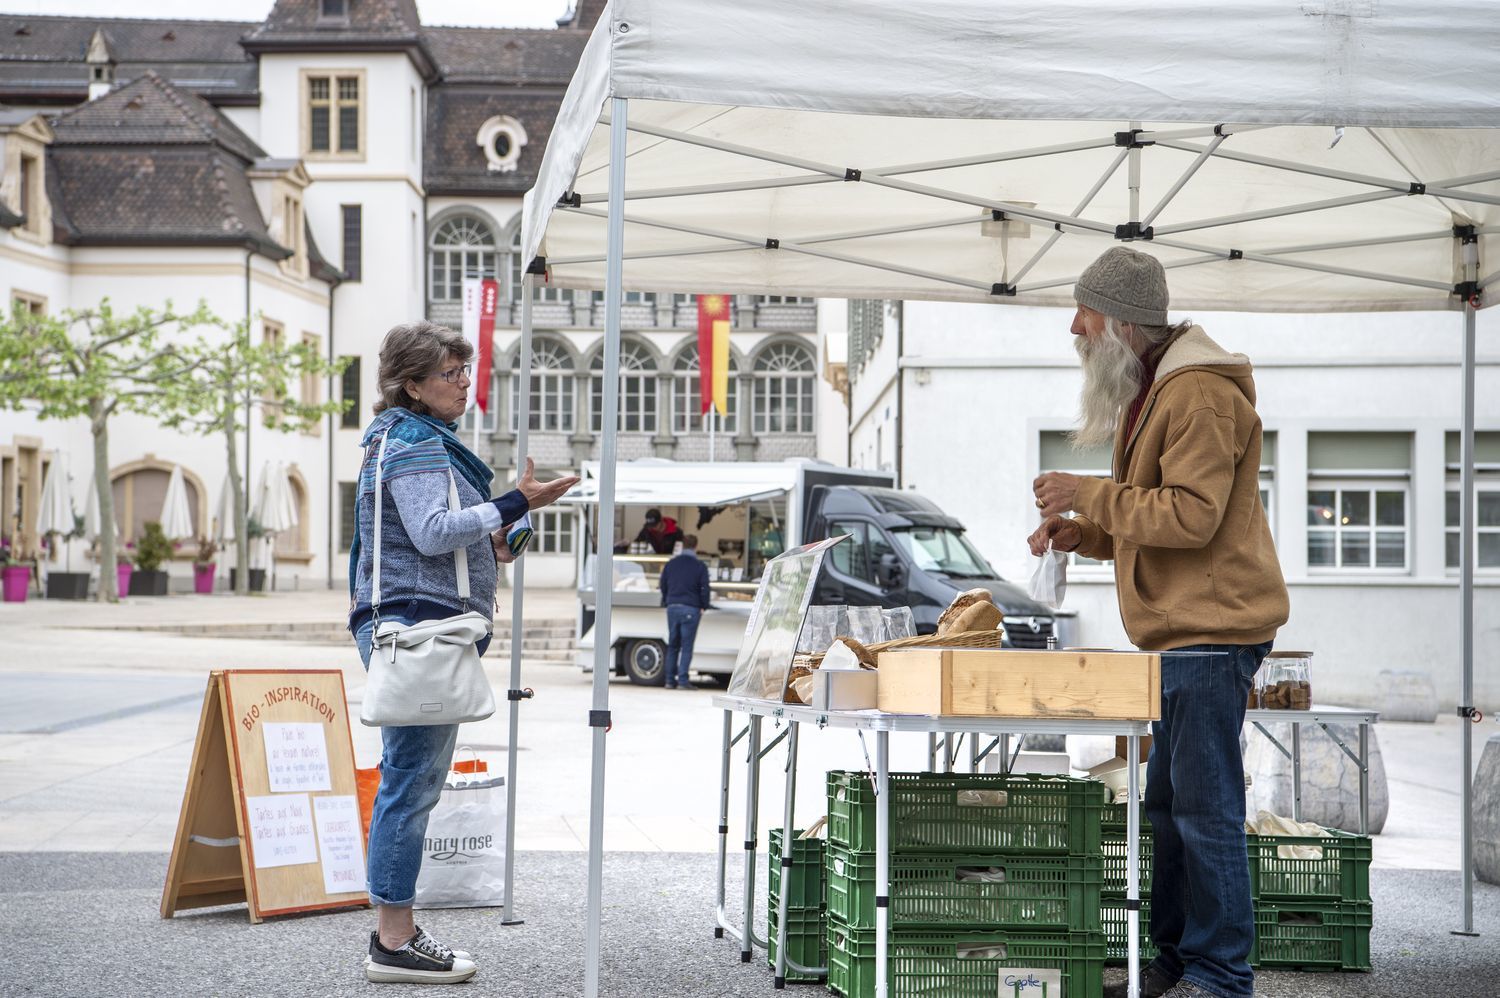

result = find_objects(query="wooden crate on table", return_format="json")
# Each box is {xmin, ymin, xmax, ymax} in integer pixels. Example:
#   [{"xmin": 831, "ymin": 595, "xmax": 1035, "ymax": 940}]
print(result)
[{"xmin": 875, "ymin": 648, "xmax": 1161, "ymax": 720}]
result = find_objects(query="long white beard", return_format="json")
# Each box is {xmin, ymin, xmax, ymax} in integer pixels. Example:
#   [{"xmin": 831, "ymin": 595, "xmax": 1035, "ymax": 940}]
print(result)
[{"xmin": 1072, "ymin": 321, "xmax": 1144, "ymax": 448}]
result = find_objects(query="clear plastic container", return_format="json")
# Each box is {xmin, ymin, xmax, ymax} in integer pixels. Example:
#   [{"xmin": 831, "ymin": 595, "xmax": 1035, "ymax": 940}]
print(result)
[
  {"xmin": 881, "ymin": 607, "xmax": 916, "ymax": 642},
  {"xmin": 1260, "ymin": 651, "xmax": 1313, "ymax": 710}
]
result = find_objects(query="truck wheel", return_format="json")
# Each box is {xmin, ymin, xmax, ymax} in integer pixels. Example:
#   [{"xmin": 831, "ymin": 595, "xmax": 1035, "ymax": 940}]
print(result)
[{"xmin": 624, "ymin": 639, "xmax": 667, "ymax": 686}]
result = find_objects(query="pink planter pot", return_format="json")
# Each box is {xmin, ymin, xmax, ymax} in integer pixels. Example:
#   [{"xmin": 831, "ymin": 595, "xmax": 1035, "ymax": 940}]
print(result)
[
  {"xmin": 193, "ymin": 564, "xmax": 216, "ymax": 595},
  {"xmin": 1, "ymin": 565, "xmax": 30, "ymax": 603},
  {"xmin": 115, "ymin": 563, "xmax": 133, "ymax": 597}
]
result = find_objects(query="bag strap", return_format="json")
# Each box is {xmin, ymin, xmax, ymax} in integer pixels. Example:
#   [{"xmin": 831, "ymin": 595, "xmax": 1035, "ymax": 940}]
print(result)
[{"xmin": 371, "ymin": 432, "xmax": 470, "ymax": 618}]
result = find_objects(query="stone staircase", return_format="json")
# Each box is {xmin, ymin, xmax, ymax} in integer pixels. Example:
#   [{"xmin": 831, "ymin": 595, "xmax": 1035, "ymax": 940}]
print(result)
[{"xmin": 88, "ymin": 616, "xmax": 579, "ymax": 663}]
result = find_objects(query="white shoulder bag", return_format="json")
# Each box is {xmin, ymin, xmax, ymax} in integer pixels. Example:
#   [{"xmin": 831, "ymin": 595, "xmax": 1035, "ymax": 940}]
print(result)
[{"xmin": 360, "ymin": 433, "xmax": 496, "ymax": 727}]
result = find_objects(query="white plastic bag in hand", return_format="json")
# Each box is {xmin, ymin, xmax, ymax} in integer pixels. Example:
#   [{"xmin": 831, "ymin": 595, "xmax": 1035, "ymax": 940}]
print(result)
[{"xmin": 1029, "ymin": 543, "xmax": 1068, "ymax": 608}]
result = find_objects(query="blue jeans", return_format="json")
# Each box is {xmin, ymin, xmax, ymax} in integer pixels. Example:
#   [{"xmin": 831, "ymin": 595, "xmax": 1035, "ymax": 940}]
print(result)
[
  {"xmin": 664, "ymin": 604, "xmax": 701, "ymax": 687},
  {"xmin": 355, "ymin": 616, "xmax": 459, "ymax": 907},
  {"xmin": 1146, "ymin": 642, "xmax": 1271, "ymax": 997}
]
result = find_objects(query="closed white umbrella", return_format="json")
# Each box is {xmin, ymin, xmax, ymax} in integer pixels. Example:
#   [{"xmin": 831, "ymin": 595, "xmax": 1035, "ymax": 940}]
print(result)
[
  {"xmin": 38, "ymin": 455, "xmax": 76, "ymax": 572},
  {"xmin": 214, "ymin": 473, "xmax": 237, "ymax": 543},
  {"xmin": 159, "ymin": 465, "xmax": 194, "ymax": 542},
  {"xmin": 251, "ymin": 461, "xmax": 297, "ymax": 582}
]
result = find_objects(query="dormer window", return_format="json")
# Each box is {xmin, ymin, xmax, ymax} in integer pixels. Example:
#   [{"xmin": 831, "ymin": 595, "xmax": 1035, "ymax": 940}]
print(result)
[
  {"xmin": 476, "ymin": 116, "xmax": 528, "ymax": 174},
  {"xmin": 318, "ymin": 0, "xmax": 349, "ymax": 23}
]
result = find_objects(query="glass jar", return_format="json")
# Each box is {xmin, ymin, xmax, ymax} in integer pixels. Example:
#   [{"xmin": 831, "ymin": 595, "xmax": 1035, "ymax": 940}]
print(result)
[{"xmin": 1260, "ymin": 651, "xmax": 1313, "ymax": 710}]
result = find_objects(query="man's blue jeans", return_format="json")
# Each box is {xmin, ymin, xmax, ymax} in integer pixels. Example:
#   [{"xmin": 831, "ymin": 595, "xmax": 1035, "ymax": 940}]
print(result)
[
  {"xmin": 1146, "ymin": 641, "xmax": 1272, "ymax": 998},
  {"xmin": 664, "ymin": 604, "xmax": 701, "ymax": 687},
  {"xmin": 355, "ymin": 615, "xmax": 458, "ymax": 907}
]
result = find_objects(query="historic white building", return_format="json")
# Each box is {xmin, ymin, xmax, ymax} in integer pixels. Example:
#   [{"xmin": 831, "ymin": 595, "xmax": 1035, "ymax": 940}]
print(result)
[
  {"xmin": 837, "ymin": 298, "xmax": 1500, "ymax": 708},
  {"xmin": 0, "ymin": 1, "xmax": 844, "ymax": 592}
]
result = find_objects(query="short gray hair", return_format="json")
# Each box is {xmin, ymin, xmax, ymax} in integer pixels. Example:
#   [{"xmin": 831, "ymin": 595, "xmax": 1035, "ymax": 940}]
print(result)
[{"xmin": 373, "ymin": 321, "xmax": 473, "ymax": 417}]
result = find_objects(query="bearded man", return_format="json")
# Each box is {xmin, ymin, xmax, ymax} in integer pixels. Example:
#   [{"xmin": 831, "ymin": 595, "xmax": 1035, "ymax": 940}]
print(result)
[{"xmin": 1028, "ymin": 246, "xmax": 1289, "ymax": 998}]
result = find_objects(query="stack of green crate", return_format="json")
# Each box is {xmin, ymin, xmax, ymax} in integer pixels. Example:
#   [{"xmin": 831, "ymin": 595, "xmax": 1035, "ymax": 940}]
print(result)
[
  {"xmin": 1246, "ymin": 828, "xmax": 1373, "ymax": 971},
  {"xmin": 823, "ymin": 770, "xmax": 1108, "ymax": 997},
  {"xmin": 768, "ymin": 827, "xmax": 828, "ymax": 983},
  {"xmin": 1101, "ymin": 802, "xmax": 1156, "ymax": 966}
]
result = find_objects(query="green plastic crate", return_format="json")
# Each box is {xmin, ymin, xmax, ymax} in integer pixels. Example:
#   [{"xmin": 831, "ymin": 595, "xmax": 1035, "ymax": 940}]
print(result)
[
  {"xmin": 1251, "ymin": 899, "xmax": 1372, "ymax": 971},
  {"xmin": 1101, "ymin": 803, "xmax": 1153, "ymax": 896},
  {"xmin": 827, "ymin": 771, "xmax": 1109, "ymax": 855},
  {"xmin": 826, "ymin": 921, "xmax": 1106, "ymax": 998},
  {"xmin": 825, "ymin": 841, "xmax": 1103, "ymax": 932},
  {"xmin": 1102, "ymin": 898, "xmax": 1159, "ymax": 966},
  {"xmin": 767, "ymin": 906, "xmax": 827, "ymax": 983},
  {"xmin": 769, "ymin": 827, "xmax": 826, "ymax": 911},
  {"xmin": 1247, "ymin": 830, "xmax": 1372, "ymax": 904}
]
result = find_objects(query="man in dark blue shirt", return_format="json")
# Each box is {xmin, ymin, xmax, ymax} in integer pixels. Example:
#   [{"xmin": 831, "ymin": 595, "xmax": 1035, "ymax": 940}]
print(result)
[{"xmin": 658, "ymin": 533, "xmax": 712, "ymax": 689}]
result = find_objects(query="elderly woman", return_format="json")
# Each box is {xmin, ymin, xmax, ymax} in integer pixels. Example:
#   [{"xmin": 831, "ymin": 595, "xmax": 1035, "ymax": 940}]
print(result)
[{"xmin": 349, "ymin": 321, "xmax": 576, "ymax": 984}]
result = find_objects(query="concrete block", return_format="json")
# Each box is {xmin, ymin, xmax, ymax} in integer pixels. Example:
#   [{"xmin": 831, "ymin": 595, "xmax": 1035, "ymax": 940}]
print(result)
[
  {"xmin": 1375, "ymin": 670, "xmax": 1439, "ymax": 723},
  {"xmin": 1243, "ymin": 720, "xmax": 1388, "ymax": 834},
  {"xmin": 1476, "ymin": 734, "xmax": 1500, "ymax": 885}
]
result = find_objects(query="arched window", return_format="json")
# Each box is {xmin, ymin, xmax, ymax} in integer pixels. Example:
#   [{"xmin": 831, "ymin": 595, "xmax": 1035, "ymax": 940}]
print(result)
[
  {"xmin": 752, "ymin": 341, "xmax": 815, "ymax": 434},
  {"xmin": 429, "ymin": 214, "xmax": 497, "ymax": 302},
  {"xmin": 511, "ymin": 337, "xmax": 575, "ymax": 433},
  {"xmin": 110, "ymin": 464, "xmax": 204, "ymax": 545},
  {"xmin": 273, "ymin": 471, "xmax": 311, "ymax": 557},
  {"xmin": 506, "ymin": 225, "xmax": 571, "ymax": 304},
  {"xmin": 590, "ymin": 340, "xmax": 657, "ymax": 433},
  {"xmin": 672, "ymin": 343, "xmax": 738, "ymax": 434}
]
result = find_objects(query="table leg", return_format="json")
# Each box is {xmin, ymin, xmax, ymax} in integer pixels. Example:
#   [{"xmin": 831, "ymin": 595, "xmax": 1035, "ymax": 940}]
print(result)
[
  {"xmin": 942, "ymin": 733, "xmax": 954, "ymax": 773},
  {"xmin": 773, "ymin": 722, "xmax": 799, "ymax": 988},
  {"xmin": 875, "ymin": 729, "xmax": 890, "ymax": 998},
  {"xmin": 1291, "ymin": 722, "xmax": 1303, "ymax": 823},
  {"xmin": 1127, "ymin": 732, "xmax": 1141, "ymax": 998},
  {"xmin": 741, "ymin": 715, "xmax": 761, "ymax": 963},
  {"xmin": 1359, "ymin": 722, "xmax": 1369, "ymax": 835},
  {"xmin": 999, "ymin": 734, "xmax": 1011, "ymax": 775},
  {"xmin": 715, "ymin": 710, "xmax": 731, "ymax": 939},
  {"xmin": 927, "ymin": 732, "xmax": 937, "ymax": 773},
  {"xmin": 969, "ymin": 731, "xmax": 979, "ymax": 773}
]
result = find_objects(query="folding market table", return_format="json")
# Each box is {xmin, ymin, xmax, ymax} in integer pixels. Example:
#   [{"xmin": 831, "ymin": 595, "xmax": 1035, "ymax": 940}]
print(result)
[
  {"xmin": 712, "ymin": 695, "xmax": 1155, "ymax": 998},
  {"xmin": 1245, "ymin": 705, "xmax": 1381, "ymax": 834}
]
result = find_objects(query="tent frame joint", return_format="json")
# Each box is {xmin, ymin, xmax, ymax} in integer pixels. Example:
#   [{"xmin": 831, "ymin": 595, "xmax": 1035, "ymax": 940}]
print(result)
[
  {"xmin": 558, "ymin": 191, "xmax": 582, "ymax": 208},
  {"xmin": 588, "ymin": 709, "xmax": 612, "ymax": 730},
  {"xmin": 765, "ymin": 238, "xmax": 780, "ymax": 250},
  {"xmin": 1457, "ymin": 705, "xmax": 1484, "ymax": 722},
  {"xmin": 1455, "ymin": 224, "xmax": 1479, "ymax": 243},
  {"xmin": 1228, "ymin": 249, "xmax": 1244, "ymax": 261},
  {"xmin": 990, "ymin": 282, "xmax": 1017, "ymax": 297},
  {"xmin": 526, "ymin": 255, "xmax": 547, "ymax": 275},
  {"xmin": 1115, "ymin": 128, "xmax": 1154, "ymax": 148},
  {"xmin": 1408, "ymin": 182, "xmax": 1427, "ymax": 196},
  {"xmin": 844, "ymin": 167, "xmax": 862, "ymax": 182},
  {"xmin": 1116, "ymin": 221, "xmax": 1154, "ymax": 241},
  {"xmin": 507, "ymin": 688, "xmax": 535, "ymax": 702}
]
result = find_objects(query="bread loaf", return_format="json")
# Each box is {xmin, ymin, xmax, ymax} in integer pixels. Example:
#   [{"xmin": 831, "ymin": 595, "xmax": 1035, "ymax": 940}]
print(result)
[
  {"xmin": 936, "ymin": 588, "xmax": 995, "ymax": 635},
  {"xmin": 947, "ymin": 600, "xmax": 1003, "ymax": 635}
]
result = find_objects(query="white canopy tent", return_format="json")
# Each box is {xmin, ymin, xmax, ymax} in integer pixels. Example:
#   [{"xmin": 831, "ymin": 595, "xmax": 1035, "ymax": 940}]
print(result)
[{"xmin": 516, "ymin": 3, "xmax": 1497, "ymax": 993}]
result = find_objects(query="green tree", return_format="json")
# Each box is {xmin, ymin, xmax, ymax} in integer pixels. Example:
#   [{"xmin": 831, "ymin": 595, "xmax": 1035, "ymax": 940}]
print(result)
[
  {"xmin": 157, "ymin": 317, "xmax": 348, "ymax": 594},
  {"xmin": 0, "ymin": 300, "xmax": 210, "ymax": 601}
]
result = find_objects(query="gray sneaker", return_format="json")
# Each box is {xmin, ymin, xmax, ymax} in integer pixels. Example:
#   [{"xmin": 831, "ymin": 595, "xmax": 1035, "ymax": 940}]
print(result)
[
  {"xmin": 1105, "ymin": 965, "xmax": 1178, "ymax": 998},
  {"xmin": 366, "ymin": 926, "xmax": 477, "ymax": 984}
]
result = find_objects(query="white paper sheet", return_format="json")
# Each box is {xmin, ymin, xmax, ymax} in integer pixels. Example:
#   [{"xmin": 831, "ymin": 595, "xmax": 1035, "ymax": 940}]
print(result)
[
  {"xmin": 313, "ymin": 795, "xmax": 366, "ymax": 896},
  {"xmin": 246, "ymin": 793, "xmax": 318, "ymax": 868},
  {"xmin": 263, "ymin": 722, "xmax": 332, "ymax": 793}
]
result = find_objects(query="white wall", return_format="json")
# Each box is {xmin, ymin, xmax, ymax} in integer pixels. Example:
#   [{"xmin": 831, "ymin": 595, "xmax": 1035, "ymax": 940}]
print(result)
[{"xmin": 890, "ymin": 300, "xmax": 1500, "ymax": 709}]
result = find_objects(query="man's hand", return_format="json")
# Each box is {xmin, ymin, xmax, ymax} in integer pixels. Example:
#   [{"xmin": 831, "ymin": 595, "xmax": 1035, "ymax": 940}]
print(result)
[
  {"xmin": 1033, "ymin": 471, "xmax": 1083, "ymax": 517},
  {"xmin": 517, "ymin": 457, "xmax": 580, "ymax": 510},
  {"xmin": 1028, "ymin": 515, "xmax": 1082, "ymax": 557},
  {"xmin": 492, "ymin": 531, "xmax": 517, "ymax": 564}
]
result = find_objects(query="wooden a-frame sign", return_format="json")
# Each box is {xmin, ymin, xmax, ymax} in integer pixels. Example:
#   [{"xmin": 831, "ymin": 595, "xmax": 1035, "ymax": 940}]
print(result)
[{"xmin": 161, "ymin": 670, "xmax": 367, "ymax": 923}]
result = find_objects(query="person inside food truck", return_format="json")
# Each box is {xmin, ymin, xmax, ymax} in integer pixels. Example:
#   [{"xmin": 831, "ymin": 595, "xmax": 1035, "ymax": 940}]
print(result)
[{"xmin": 631, "ymin": 508, "xmax": 684, "ymax": 554}]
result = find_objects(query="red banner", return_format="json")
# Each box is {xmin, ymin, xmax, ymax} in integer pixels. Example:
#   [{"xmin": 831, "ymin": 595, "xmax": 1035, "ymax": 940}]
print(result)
[
  {"xmin": 476, "ymin": 278, "xmax": 498, "ymax": 414},
  {"xmin": 696, "ymin": 294, "xmax": 731, "ymax": 416}
]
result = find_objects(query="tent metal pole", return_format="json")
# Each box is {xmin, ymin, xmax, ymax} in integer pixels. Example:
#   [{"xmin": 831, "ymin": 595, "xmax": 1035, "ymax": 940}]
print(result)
[
  {"xmin": 1478, "ymin": 267, "xmax": 1500, "ymax": 291},
  {"xmin": 1128, "ymin": 119, "xmax": 1142, "ymax": 224},
  {"xmin": 500, "ymin": 275, "xmax": 536, "ymax": 927},
  {"xmin": 1152, "ymin": 236, "xmax": 1455, "ymax": 292},
  {"xmin": 577, "ymin": 173, "xmax": 838, "ymax": 204},
  {"xmin": 1261, "ymin": 230, "xmax": 1458, "ymax": 256},
  {"xmin": 1152, "ymin": 139, "xmax": 1419, "ymax": 190},
  {"xmin": 1010, "ymin": 148, "xmax": 1130, "ymax": 285},
  {"xmin": 1423, "ymin": 186, "xmax": 1500, "ymax": 210},
  {"xmin": 582, "ymin": 95, "xmax": 629, "ymax": 998},
  {"xmin": 1455, "ymin": 281, "xmax": 1480, "ymax": 937},
  {"xmin": 1141, "ymin": 133, "xmax": 1226, "ymax": 228},
  {"xmin": 1017, "ymin": 253, "xmax": 1223, "ymax": 294},
  {"xmin": 873, "ymin": 136, "xmax": 1119, "ymax": 175},
  {"xmin": 1152, "ymin": 190, "xmax": 1405, "ymax": 236}
]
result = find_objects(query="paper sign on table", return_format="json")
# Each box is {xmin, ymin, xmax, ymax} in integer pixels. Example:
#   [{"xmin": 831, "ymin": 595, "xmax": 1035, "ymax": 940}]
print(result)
[
  {"xmin": 246, "ymin": 793, "xmax": 319, "ymax": 868},
  {"xmin": 264, "ymin": 722, "xmax": 332, "ymax": 793},
  {"xmin": 313, "ymin": 795, "xmax": 365, "ymax": 896},
  {"xmin": 999, "ymin": 968, "xmax": 1062, "ymax": 997}
]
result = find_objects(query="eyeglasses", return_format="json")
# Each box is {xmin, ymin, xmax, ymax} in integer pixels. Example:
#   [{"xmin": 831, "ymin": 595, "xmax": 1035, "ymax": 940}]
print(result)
[{"xmin": 434, "ymin": 364, "xmax": 472, "ymax": 384}]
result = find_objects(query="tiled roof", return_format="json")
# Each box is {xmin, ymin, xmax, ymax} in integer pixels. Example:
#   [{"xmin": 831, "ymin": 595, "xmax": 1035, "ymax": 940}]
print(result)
[
  {"xmin": 422, "ymin": 27, "xmax": 587, "ymax": 85},
  {"xmin": 50, "ymin": 70, "xmax": 265, "ymax": 164},
  {"xmin": 0, "ymin": 15, "xmax": 256, "ymax": 105},
  {"xmin": 254, "ymin": 0, "xmax": 421, "ymax": 37},
  {"xmin": 424, "ymin": 87, "xmax": 566, "ymax": 196}
]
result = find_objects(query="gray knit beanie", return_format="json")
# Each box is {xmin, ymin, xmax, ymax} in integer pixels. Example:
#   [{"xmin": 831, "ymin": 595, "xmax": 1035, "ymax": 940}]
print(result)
[{"xmin": 1074, "ymin": 246, "xmax": 1169, "ymax": 325}]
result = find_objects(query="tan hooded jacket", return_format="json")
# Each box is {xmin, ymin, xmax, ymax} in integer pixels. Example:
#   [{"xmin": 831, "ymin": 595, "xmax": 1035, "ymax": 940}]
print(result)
[{"xmin": 1072, "ymin": 326, "xmax": 1289, "ymax": 651}]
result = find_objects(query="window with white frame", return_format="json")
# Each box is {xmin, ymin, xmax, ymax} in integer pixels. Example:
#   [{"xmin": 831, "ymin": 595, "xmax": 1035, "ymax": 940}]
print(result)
[
  {"xmin": 1306, "ymin": 432, "xmax": 1411, "ymax": 571},
  {"xmin": 530, "ymin": 507, "xmax": 575, "ymax": 554},
  {"xmin": 589, "ymin": 340, "xmax": 657, "ymax": 433},
  {"xmin": 1444, "ymin": 431, "xmax": 1500, "ymax": 571},
  {"xmin": 429, "ymin": 215, "xmax": 497, "ymax": 303},
  {"xmin": 505, "ymin": 226, "xmax": 571, "ymax": 304},
  {"xmin": 671, "ymin": 343, "xmax": 739, "ymax": 434},
  {"xmin": 510, "ymin": 338, "xmax": 574, "ymax": 433},
  {"xmin": 305, "ymin": 71, "xmax": 361, "ymax": 155},
  {"xmin": 752, "ymin": 341, "xmax": 815, "ymax": 434},
  {"xmin": 1039, "ymin": 431, "xmax": 1113, "ymax": 567}
]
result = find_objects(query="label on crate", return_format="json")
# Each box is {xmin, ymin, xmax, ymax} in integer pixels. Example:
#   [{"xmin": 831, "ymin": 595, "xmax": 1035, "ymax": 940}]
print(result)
[{"xmin": 998, "ymin": 968, "xmax": 1062, "ymax": 997}]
